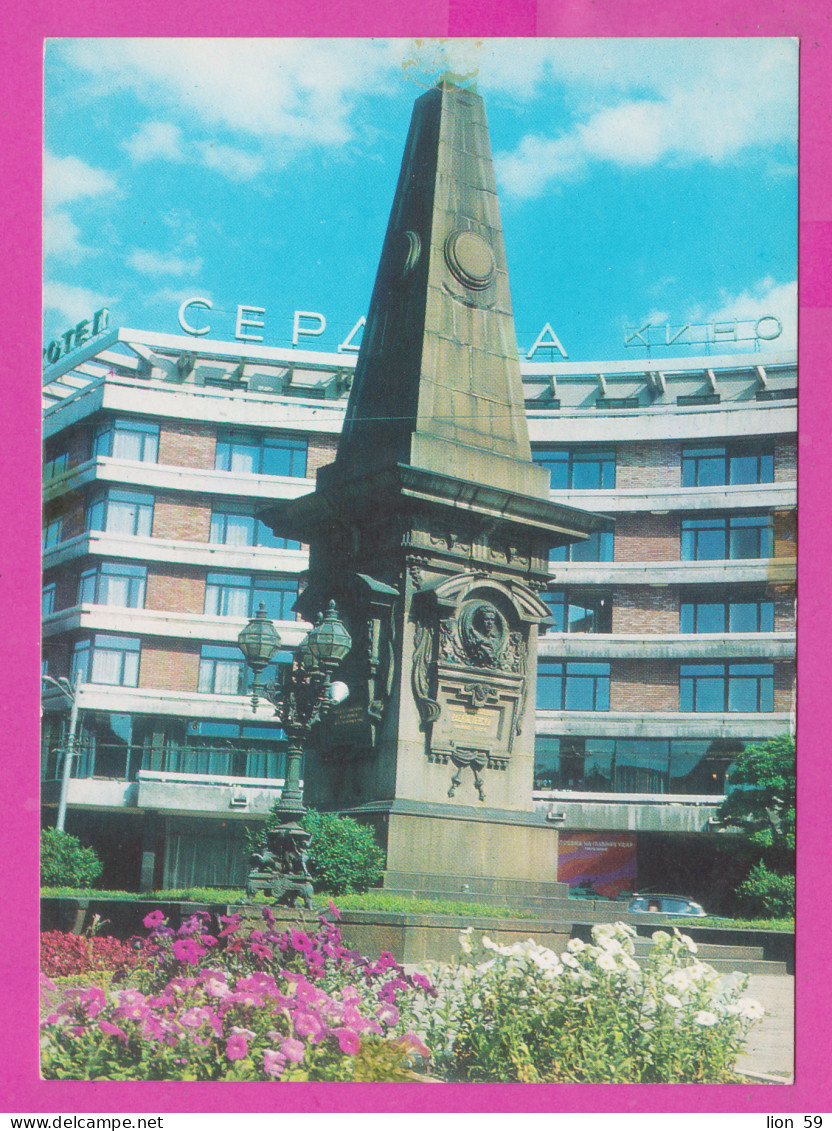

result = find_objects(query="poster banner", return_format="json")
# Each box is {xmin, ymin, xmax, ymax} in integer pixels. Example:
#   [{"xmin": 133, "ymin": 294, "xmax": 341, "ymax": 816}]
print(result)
[{"xmin": 557, "ymin": 832, "xmax": 637, "ymax": 899}]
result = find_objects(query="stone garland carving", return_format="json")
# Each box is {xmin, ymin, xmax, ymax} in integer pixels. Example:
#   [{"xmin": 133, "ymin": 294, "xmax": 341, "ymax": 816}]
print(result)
[
  {"xmin": 411, "ymin": 618, "xmax": 441, "ymax": 725},
  {"xmin": 369, "ymin": 602, "xmax": 396, "ymax": 721},
  {"xmin": 429, "ymin": 742, "xmax": 510, "ymax": 803}
]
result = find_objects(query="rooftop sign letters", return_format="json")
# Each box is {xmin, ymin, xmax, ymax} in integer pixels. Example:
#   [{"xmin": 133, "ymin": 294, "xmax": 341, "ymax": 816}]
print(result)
[
  {"xmin": 176, "ymin": 297, "xmax": 570, "ymax": 360},
  {"xmin": 625, "ymin": 316, "xmax": 783, "ymax": 350},
  {"xmin": 43, "ymin": 309, "xmax": 110, "ymax": 368}
]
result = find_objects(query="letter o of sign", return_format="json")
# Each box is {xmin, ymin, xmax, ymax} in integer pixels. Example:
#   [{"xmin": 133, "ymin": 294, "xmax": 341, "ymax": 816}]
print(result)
[{"xmin": 755, "ymin": 315, "xmax": 783, "ymax": 341}]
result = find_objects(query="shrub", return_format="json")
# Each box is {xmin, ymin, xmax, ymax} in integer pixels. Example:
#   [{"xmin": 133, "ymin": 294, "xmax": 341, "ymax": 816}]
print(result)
[
  {"xmin": 736, "ymin": 863, "xmax": 795, "ymax": 918},
  {"xmin": 253, "ymin": 808, "xmax": 384, "ymax": 895},
  {"xmin": 39, "ymin": 905, "xmax": 434, "ymax": 1081},
  {"xmin": 407, "ymin": 923, "xmax": 764, "ymax": 1083},
  {"xmin": 40, "ymin": 829, "xmax": 103, "ymax": 889},
  {"xmin": 40, "ymin": 931, "xmax": 138, "ymax": 978}
]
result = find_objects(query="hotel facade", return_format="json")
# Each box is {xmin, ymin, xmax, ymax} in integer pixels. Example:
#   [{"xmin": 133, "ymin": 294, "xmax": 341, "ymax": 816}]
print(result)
[{"xmin": 42, "ymin": 320, "xmax": 796, "ymax": 904}]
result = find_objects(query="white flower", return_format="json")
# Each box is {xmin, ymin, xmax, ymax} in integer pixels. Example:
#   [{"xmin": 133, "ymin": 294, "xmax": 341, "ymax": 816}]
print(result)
[
  {"xmin": 652, "ymin": 930, "xmax": 671, "ymax": 946},
  {"xmin": 560, "ymin": 952, "xmax": 579, "ymax": 968},
  {"xmin": 481, "ymin": 936, "xmax": 495, "ymax": 951},
  {"xmin": 663, "ymin": 993, "xmax": 683, "ymax": 1009},
  {"xmin": 458, "ymin": 926, "xmax": 474, "ymax": 954},
  {"xmin": 740, "ymin": 999, "xmax": 765, "ymax": 1021},
  {"xmin": 680, "ymin": 934, "xmax": 698, "ymax": 954},
  {"xmin": 693, "ymin": 1010, "xmax": 718, "ymax": 1026},
  {"xmin": 566, "ymin": 938, "xmax": 585, "ymax": 953},
  {"xmin": 662, "ymin": 969, "xmax": 691, "ymax": 994},
  {"xmin": 596, "ymin": 952, "xmax": 618, "ymax": 973},
  {"xmin": 621, "ymin": 955, "xmax": 640, "ymax": 972}
]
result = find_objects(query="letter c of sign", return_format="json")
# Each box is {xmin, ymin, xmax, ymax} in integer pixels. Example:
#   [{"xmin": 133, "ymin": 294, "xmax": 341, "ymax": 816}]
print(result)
[
  {"xmin": 755, "ymin": 315, "xmax": 783, "ymax": 341},
  {"xmin": 178, "ymin": 297, "xmax": 213, "ymax": 336}
]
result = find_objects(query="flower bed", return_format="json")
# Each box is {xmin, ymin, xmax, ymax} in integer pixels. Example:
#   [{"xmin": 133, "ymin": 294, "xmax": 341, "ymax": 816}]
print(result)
[{"xmin": 39, "ymin": 910, "xmax": 763, "ymax": 1083}]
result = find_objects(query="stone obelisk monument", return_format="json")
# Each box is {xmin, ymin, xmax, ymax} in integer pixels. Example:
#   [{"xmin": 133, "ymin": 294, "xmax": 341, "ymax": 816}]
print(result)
[{"xmin": 262, "ymin": 81, "xmax": 610, "ymax": 896}]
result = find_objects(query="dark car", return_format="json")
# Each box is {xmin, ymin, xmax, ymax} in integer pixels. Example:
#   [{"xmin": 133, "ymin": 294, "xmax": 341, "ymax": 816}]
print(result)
[{"xmin": 627, "ymin": 894, "xmax": 707, "ymax": 917}]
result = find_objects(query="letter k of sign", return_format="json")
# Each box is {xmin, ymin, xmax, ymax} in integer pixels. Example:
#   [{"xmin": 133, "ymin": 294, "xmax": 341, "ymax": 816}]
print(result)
[{"xmin": 625, "ymin": 324, "xmax": 651, "ymax": 347}]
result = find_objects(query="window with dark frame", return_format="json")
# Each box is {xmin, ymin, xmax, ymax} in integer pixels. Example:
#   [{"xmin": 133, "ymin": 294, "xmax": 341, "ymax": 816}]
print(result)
[
  {"xmin": 87, "ymin": 488, "xmax": 154, "ymax": 537},
  {"xmin": 78, "ymin": 562, "xmax": 147, "ymax": 609},
  {"xmin": 680, "ymin": 591, "xmax": 774, "ymax": 633},
  {"xmin": 215, "ymin": 430, "xmax": 307, "ymax": 478},
  {"xmin": 681, "ymin": 513, "xmax": 773, "ymax": 560},
  {"xmin": 209, "ymin": 505, "xmax": 301, "ymax": 551},
  {"xmin": 542, "ymin": 590, "xmax": 613, "ymax": 633},
  {"xmin": 71, "ymin": 634, "xmax": 141, "ymax": 687},
  {"xmin": 532, "ymin": 446, "xmax": 616, "ymax": 490},
  {"xmin": 93, "ymin": 418, "xmax": 160, "ymax": 463},
  {"xmin": 681, "ymin": 441, "xmax": 774, "ymax": 487},
  {"xmin": 204, "ymin": 572, "xmax": 298, "ymax": 621},
  {"xmin": 549, "ymin": 530, "xmax": 614, "ymax": 563},
  {"xmin": 679, "ymin": 662, "xmax": 774, "ymax": 712},
  {"xmin": 537, "ymin": 660, "xmax": 611, "ymax": 710}
]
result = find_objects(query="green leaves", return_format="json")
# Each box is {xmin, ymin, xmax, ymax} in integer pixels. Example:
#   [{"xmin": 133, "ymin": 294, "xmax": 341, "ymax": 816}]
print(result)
[
  {"xmin": 718, "ymin": 735, "xmax": 796, "ymax": 853},
  {"xmin": 40, "ymin": 829, "xmax": 103, "ymax": 888}
]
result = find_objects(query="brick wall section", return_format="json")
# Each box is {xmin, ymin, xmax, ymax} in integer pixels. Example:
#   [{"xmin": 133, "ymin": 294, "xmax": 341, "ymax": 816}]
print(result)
[
  {"xmin": 773, "ymin": 662, "xmax": 795, "ymax": 713},
  {"xmin": 611, "ymin": 659, "xmax": 679, "ymax": 712},
  {"xmin": 152, "ymin": 493, "xmax": 212, "ymax": 542},
  {"xmin": 774, "ymin": 436, "xmax": 797, "ymax": 482},
  {"xmin": 773, "ymin": 585, "xmax": 796, "ymax": 632},
  {"xmin": 139, "ymin": 642, "xmax": 201, "ymax": 693},
  {"xmin": 772, "ymin": 508, "xmax": 796, "ymax": 559},
  {"xmin": 612, "ymin": 586, "xmax": 679, "ymax": 634},
  {"xmin": 616, "ymin": 440, "xmax": 681, "ymax": 490},
  {"xmin": 158, "ymin": 421, "xmax": 216, "ymax": 469},
  {"xmin": 613, "ymin": 513, "xmax": 681, "ymax": 562},
  {"xmin": 145, "ymin": 565, "xmax": 206, "ymax": 614},
  {"xmin": 306, "ymin": 433, "xmax": 339, "ymax": 478}
]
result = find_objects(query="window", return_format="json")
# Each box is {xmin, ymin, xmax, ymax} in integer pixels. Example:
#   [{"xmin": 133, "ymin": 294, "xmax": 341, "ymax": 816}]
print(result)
[
  {"xmin": 534, "ymin": 735, "xmax": 739, "ymax": 795},
  {"xmin": 533, "ymin": 447, "xmax": 615, "ymax": 489},
  {"xmin": 197, "ymin": 645, "xmax": 292, "ymax": 696},
  {"xmin": 43, "ymin": 515, "xmax": 63, "ymax": 549},
  {"xmin": 537, "ymin": 661, "xmax": 610, "ymax": 710},
  {"xmin": 197, "ymin": 645, "xmax": 246, "ymax": 695},
  {"xmin": 680, "ymin": 663, "xmax": 774, "ymax": 712},
  {"xmin": 681, "ymin": 513, "xmax": 773, "ymax": 560},
  {"xmin": 680, "ymin": 591, "xmax": 774, "ymax": 633},
  {"xmin": 72, "ymin": 635, "xmax": 141, "ymax": 687},
  {"xmin": 682, "ymin": 442, "xmax": 773, "ymax": 487},
  {"xmin": 209, "ymin": 505, "xmax": 300, "ymax": 551},
  {"xmin": 550, "ymin": 530, "xmax": 614, "ymax": 562},
  {"xmin": 215, "ymin": 431, "xmax": 307, "ymax": 478},
  {"xmin": 543, "ymin": 590, "xmax": 612, "ymax": 633},
  {"xmin": 94, "ymin": 418, "xmax": 159, "ymax": 463},
  {"xmin": 78, "ymin": 562, "xmax": 147, "ymax": 608},
  {"xmin": 42, "ymin": 583, "xmax": 56, "ymax": 617},
  {"xmin": 87, "ymin": 489, "xmax": 154, "ymax": 537},
  {"xmin": 204, "ymin": 573, "xmax": 298, "ymax": 621},
  {"xmin": 44, "ymin": 451, "xmax": 68, "ymax": 480}
]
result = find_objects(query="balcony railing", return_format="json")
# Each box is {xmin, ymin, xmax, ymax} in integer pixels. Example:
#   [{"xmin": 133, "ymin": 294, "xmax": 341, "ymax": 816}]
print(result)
[{"xmin": 41, "ymin": 742, "xmax": 287, "ymax": 784}]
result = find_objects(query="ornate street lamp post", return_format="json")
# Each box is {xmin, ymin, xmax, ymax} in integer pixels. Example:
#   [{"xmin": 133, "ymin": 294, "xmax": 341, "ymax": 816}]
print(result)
[{"xmin": 237, "ymin": 600, "xmax": 351, "ymax": 820}]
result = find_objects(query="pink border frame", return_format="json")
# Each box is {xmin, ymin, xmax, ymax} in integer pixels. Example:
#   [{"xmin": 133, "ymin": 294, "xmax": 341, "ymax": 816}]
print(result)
[{"xmin": 4, "ymin": 0, "xmax": 828, "ymax": 1112}]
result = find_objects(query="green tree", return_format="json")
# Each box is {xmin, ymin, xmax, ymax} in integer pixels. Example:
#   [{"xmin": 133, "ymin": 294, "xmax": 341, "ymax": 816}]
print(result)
[
  {"xmin": 41, "ymin": 828, "xmax": 103, "ymax": 888},
  {"xmin": 717, "ymin": 735, "xmax": 795, "ymax": 859}
]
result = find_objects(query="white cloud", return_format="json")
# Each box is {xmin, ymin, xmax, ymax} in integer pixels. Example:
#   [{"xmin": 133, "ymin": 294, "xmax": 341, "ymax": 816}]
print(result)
[
  {"xmin": 43, "ymin": 151, "xmax": 117, "ymax": 209},
  {"xmin": 127, "ymin": 249, "xmax": 203, "ymax": 276},
  {"xmin": 199, "ymin": 142, "xmax": 264, "ymax": 182},
  {"xmin": 43, "ymin": 279, "xmax": 113, "ymax": 325},
  {"xmin": 43, "ymin": 211, "xmax": 83, "ymax": 258},
  {"xmin": 494, "ymin": 39, "xmax": 798, "ymax": 199},
  {"xmin": 59, "ymin": 38, "xmax": 403, "ymax": 149},
  {"xmin": 692, "ymin": 277, "xmax": 797, "ymax": 350},
  {"xmin": 124, "ymin": 120, "xmax": 185, "ymax": 162}
]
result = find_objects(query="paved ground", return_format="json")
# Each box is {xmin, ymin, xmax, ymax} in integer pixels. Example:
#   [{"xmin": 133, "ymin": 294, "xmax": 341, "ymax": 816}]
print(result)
[{"xmin": 734, "ymin": 974, "xmax": 794, "ymax": 1083}]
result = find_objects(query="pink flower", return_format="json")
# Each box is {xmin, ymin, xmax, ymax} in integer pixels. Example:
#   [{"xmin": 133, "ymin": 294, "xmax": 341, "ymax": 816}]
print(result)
[
  {"xmin": 332, "ymin": 1027, "xmax": 361, "ymax": 1055},
  {"xmin": 226, "ymin": 1033, "xmax": 249, "ymax": 1060},
  {"xmin": 376, "ymin": 1002, "xmax": 400, "ymax": 1026},
  {"xmin": 251, "ymin": 942, "xmax": 273, "ymax": 960},
  {"xmin": 143, "ymin": 910, "xmax": 165, "ymax": 929},
  {"xmin": 292, "ymin": 1011, "xmax": 325, "ymax": 1042},
  {"xmin": 399, "ymin": 1031, "xmax": 431, "ymax": 1058},
  {"xmin": 218, "ymin": 914, "xmax": 242, "ymax": 937},
  {"xmin": 262, "ymin": 906, "xmax": 276, "ymax": 926},
  {"xmin": 98, "ymin": 1020, "xmax": 128, "ymax": 1042},
  {"xmin": 173, "ymin": 938, "xmax": 206, "ymax": 965},
  {"xmin": 291, "ymin": 929, "xmax": 313, "ymax": 953},
  {"xmin": 411, "ymin": 972, "xmax": 435, "ymax": 993},
  {"xmin": 327, "ymin": 900, "xmax": 342, "ymax": 921},
  {"xmin": 281, "ymin": 1036, "xmax": 306, "ymax": 1063},
  {"xmin": 262, "ymin": 1048, "xmax": 285, "ymax": 1077}
]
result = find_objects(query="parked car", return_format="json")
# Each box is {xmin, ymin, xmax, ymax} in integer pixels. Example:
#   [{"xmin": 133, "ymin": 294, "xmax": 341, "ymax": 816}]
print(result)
[{"xmin": 627, "ymin": 894, "xmax": 707, "ymax": 917}]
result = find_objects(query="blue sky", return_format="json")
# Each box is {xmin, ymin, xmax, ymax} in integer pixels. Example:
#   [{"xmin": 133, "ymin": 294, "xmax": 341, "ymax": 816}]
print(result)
[{"xmin": 43, "ymin": 37, "xmax": 798, "ymax": 363}]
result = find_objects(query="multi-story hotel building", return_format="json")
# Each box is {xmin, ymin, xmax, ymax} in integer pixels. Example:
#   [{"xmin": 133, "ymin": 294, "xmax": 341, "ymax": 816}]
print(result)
[{"xmin": 42, "ymin": 320, "xmax": 796, "ymax": 903}]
